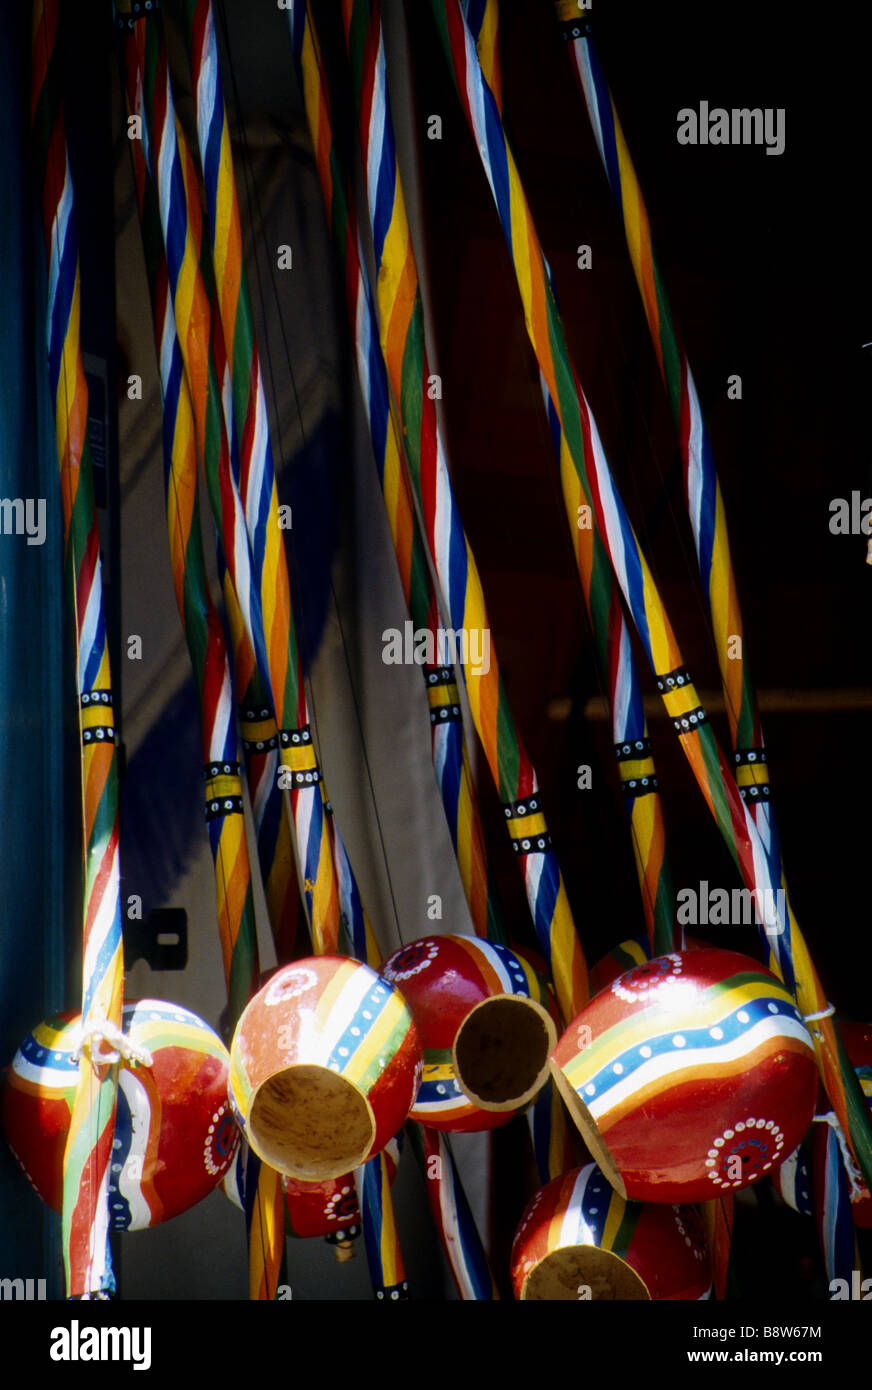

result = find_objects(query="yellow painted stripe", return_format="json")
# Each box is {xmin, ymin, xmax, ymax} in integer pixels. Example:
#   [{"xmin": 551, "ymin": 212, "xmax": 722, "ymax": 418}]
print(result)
[
  {"xmin": 660, "ymin": 681, "xmax": 702, "ymax": 718},
  {"xmin": 507, "ymin": 812, "xmax": 547, "ymax": 839},
  {"xmin": 345, "ymin": 992, "xmax": 410, "ymax": 1088},
  {"xmin": 313, "ymin": 958, "xmax": 358, "ymax": 1030},
  {"xmin": 618, "ymin": 757, "xmax": 655, "ymax": 780},
  {"xmin": 205, "ymin": 774, "xmax": 242, "ymax": 799},
  {"xmin": 81, "ymin": 705, "xmax": 114, "ymax": 730},
  {"xmin": 736, "ymin": 764, "xmax": 770, "ymax": 787},
  {"xmin": 240, "ymin": 718, "xmax": 276, "ymax": 742},
  {"xmin": 281, "ymin": 743, "xmax": 318, "ymax": 772},
  {"xmin": 601, "ymin": 1185, "xmax": 625, "ymax": 1253}
]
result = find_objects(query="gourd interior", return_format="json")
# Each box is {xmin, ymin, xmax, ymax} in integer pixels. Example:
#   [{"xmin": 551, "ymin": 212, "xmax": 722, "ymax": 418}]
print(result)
[
  {"xmin": 248, "ymin": 1064, "xmax": 375, "ymax": 1181},
  {"xmin": 521, "ymin": 1246, "xmax": 649, "ymax": 1301},
  {"xmin": 454, "ymin": 996, "xmax": 556, "ymax": 1111}
]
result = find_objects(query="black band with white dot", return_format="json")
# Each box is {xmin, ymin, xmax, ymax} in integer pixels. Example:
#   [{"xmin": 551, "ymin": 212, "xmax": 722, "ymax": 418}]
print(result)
[
  {"xmin": 614, "ymin": 737, "xmax": 651, "ymax": 761},
  {"xmin": 375, "ymin": 1280, "xmax": 409, "ymax": 1301},
  {"xmin": 204, "ymin": 761, "xmax": 240, "ymax": 781},
  {"xmin": 511, "ymin": 831, "xmax": 553, "ymax": 855},
  {"xmin": 240, "ymin": 705, "xmax": 273, "ymax": 722},
  {"xmin": 430, "ymin": 704, "xmax": 462, "ymax": 725},
  {"xmin": 115, "ymin": 0, "xmax": 159, "ymax": 30},
  {"xmin": 424, "ymin": 666, "xmax": 455, "ymax": 686},
  {"xmin": 81, "ymin": 690, "xmax": 113, "ymax": 708},
  {"xmin": 205, "ymin": 795, "xmax": 244, "ymax": 822},
  {"xmin": 82, "ymin": 725, "xmax": 116, "ymax": 745},
  {"xmin": 655, "ymin": 666, "xmax": 693, "ymax": 694},
  {"xmin": 242, "ymin": 732, "xmax": 277, "ymax": 753},
  {"xmin": 557, "ymin": 17, "xmax": 592, "ymax": 42},
  {"xmin": 502, "ymin": 794, "xmax": 542, "ymax": 821},
  {"xmin": 621, "ymin": 775, "xmax": 659, "ymax": 798},
  {"xmin": 284, "ymin": 768, "xmax": 322, "ymax": 789},
  {"xmin": 279, "ymin": 724, "xmax": 312, "ymax": 748},
  {"xmin": 325, "ymin": 1225, "xmax": 361, "ymax": 1245},
  {"xmin": 734, "ymin": 746, "xmax": 768, "ymax": 767},
  {"xmin": 739, "ymin": 783, "xmax": 771, "ymax": 804},
  {"xmin": 671, "ymin": 707, "xmax": 707, "ymax": 734}
]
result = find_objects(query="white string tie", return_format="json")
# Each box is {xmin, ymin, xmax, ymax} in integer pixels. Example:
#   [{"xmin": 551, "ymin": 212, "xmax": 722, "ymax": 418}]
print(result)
[
  {"xmin": 71, "ymin": 1016, "xmax": 153, "ymax": 1069},
  {"xmin": 802, "ymin": 1003, "xmax": 835, "ymax": 1024},
  {"xmin": 812, "ymin": 1111, "xmax": 865, "ymax": 1202}
]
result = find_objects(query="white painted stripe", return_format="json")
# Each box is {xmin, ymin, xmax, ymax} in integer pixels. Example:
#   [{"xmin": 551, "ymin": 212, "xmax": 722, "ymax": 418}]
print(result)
[
  {"xmin": 77, "ymin": 562, "xmax": 103, "ymax": 689},
  {"xmin": 116, "ymin": 1070, "xmax": 156, "ymax": 1230},
  {"xmin": 367, "ymin": 40, "xmax": 388, "ymax": 231},
  {"xmin": 558, "ymin": 1164, "xmax": 596, "ymax": 1248},
  {"xmin": 574, "ymin": 44, "xmax": 606, "ymax": 166}
]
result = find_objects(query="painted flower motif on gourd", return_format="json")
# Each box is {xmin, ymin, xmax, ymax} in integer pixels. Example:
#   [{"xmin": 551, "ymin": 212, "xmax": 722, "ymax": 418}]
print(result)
[
  {"xmin": 381, "ymin": 938, "xmax": 440, "ymax": 983},
  {"xmin": 705, "ymin": 1118, "xmax": 784, "ymax": 1188},
  {"xmin": 204, "ymin": 1103, "xmax": 237, "ymax": 1177},
  {"xmin": 264, "ymin": 967, "xmax": 318, "ymax": 1006},
  {"xmin": 323, "ymin": 1185, "xmax": 360, "ymax": 1224},
  {"xmin": 611, "ymin": 953, "xmax": 683, "ymax": 1004}
]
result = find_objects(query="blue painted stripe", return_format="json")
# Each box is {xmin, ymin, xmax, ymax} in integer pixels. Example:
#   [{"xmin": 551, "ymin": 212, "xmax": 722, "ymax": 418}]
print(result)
[{"xmin": 579, "ymin": 994, "xmax": 803, "ymax": 1106}]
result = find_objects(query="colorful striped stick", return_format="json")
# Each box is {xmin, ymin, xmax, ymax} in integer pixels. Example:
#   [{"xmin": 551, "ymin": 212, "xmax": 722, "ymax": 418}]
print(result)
[
  {"xmin": 431, "ymin": 0, "xmax": 872, "ymax": 1199},
  {"xmin": 123, "ymin": 2, "xmax": 409, "ymax": 1297},
  {"xmin": 126, "ymin": 105, "xmax": 260, "ymax": 1026},
  {"xmin": 814, "ymin": 1119, "xmax": 861, "ymax": 1290},
  {"xmin": 32, "ymin": 0, "xmax": 126, "ymax": 1298},
  {"xmin": 120, "ymin": 9, "xmax": 339, "ymax": 956},
  {"xmin": 339, "ymin": 0, "xmax": 588, "ymax": 1204},
  {"xmin": 220, "ymin": 565, "xmax": 300, "ymax": 967},
  {"xmin": 341, "ymin": 0, "xmax": 589, "ymax": 1026},
  {"xmin": 467, "ymin": 0, "xmax": 686, "ymax": 1243},
  {"xmin": 355, "ymin": 1149, "xmax": 409, "ymax": 1301},
  {"xmin": 554, "ymin": 8, "xmax": 871, "ymax": 1252},
  {"xmin": 288, "ymin": 0, "xmax": 507, "ymax": 947},
  {"xmin": 285, "ymin": 3, "xmax": 508, "ymax": 1288},
  {"xmin": 558, "ymin": 9, "xmax": 760, "ymax": 768},
  {"xmin": 293, "ymin": 0, "xmax": 580, "ymax": 1213},
  {"xmin": 465, "ymin": 2, "xmax": 674, "ymax": 956},
  {"xmin": 117, "ymin": 22, "xmax": 287, "ymax": 1299},
  {"xmin": 407, "ymin": 1123, "xmax": 500, "ymax": 1300}
]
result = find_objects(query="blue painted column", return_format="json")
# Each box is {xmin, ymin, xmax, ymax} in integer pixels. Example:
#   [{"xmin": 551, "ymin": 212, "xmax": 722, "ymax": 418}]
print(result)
[{"xmin": 0, "ymin": 4, "xmax": 68, "ymax": 1296}]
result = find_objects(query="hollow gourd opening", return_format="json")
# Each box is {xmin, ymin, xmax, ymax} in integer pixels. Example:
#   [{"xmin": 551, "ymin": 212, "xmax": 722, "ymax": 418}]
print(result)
[
  {"xmin": 248, "ymin": 1064, "xmax": 375, "ymax": 1181},
  {"xmin": 521, "ymin": 1246, "xmax": 650, "ymax": 1300},
  {"xmin": 549, "ymin": 1061, "xmax": 627, "ymax": 1199},
  {"xmin": 454, "ymin": 996, "xmax": 557, "ymax": 1111}
]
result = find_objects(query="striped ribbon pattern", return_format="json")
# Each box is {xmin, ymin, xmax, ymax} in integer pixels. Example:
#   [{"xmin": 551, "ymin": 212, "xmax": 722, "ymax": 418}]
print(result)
[
  {"xmin": 431, "ymin": 0, "xmax": 872, "ymax": 1202},
  {"xmin": 33, "ymin": 0, "xmax": 125, "ymax": 1298},
  {"xmin": 341, "ymin": 0, "xmax": 589, "ymax": 1025},
  {"xmin": 288, "ymin": 0, "xmax": 507, "ymax": 948}
]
